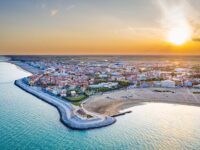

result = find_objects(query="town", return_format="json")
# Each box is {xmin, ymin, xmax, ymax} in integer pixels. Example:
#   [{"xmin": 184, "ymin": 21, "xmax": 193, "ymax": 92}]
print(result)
[{"xmin": 17, "ymin": 58, "xmax": 200, "ymax": 106}]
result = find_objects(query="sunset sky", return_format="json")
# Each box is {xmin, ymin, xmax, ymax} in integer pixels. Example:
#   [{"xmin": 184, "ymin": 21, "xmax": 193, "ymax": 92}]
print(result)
[{"xmin": 0, "ymin": 0, "xmax": 200, "ymax": 55}]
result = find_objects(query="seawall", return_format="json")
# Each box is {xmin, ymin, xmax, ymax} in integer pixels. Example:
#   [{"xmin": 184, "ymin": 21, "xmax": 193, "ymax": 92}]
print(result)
[{"xmin": 15, "ymin": 79, "xmax": 116, "ymax": 130}]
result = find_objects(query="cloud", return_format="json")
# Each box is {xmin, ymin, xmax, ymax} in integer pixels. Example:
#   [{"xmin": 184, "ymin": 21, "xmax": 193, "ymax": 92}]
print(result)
[
  {"xmin": 157, "ymin": 1, "xmax": 192, "ymax": 38},
  {"xmin": 193, "ymin": 31, "xmax": 200, "ymax": 42},
  {"xmin": 127, "ymin": 27, "xmax": 163, "ymax": 37},
  {"xmin": 113, "ymin": 26, "xmax": 164, "ymax": 40},
  {"xmin": 192, "ymin": 22, "xmax": 200, "ymax": 42},
  {"xmin": 155, "ymin": 0, "xmax": 200, "ymax": 42},
  {"xmin": 50, "ymin": 9, "xmax": 59, "ymax": 17},
  {"xmin": 66, "ymin": 5, "xmax": 75, "ymax": 11},
  {"xmin": 192, "ymin": 38, "xmax": 200, "ymax": 41}
]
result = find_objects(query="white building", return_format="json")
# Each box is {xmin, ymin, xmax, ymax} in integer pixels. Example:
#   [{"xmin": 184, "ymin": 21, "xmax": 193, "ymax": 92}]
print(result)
[
  {"xmin": 52, "ymin": 89, "xmax": 60, "ymax": 95},
  {"xmin": 194, "ymin": 84, "xmax": 200, "ymax": 89},
  {"xmin": 153, "ymin": 81, "xmax": 161, "ymax": 87},
  {"xmin": 89, "ymin": 82, "xmax": 118, "ymax": 89},
  {"xmin": 138, "ymin": 74, "xmax": 147, "ymax": 81},
  {"xmin": 161, "ymin": 80, "xmax": 175, "ymax": 88},
  {"xmin": 175, "ymin": 68, "xmax": 187, "ymax": 73},
  {"xmin": 71, "ymin": 91, "xmax": 76, "ymax": 97},
  {"xmin": 60, "ymin": 89, "xmax": 67, "ymax": 97}
]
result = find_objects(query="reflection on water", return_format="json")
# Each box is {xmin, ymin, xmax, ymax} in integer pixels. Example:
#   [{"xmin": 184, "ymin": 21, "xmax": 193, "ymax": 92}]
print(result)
[
  {"xmin": 0, "ymin": 62, "xmax": 31, "ymax": 83},
  {"xmin": 0, "ymin": 62, "xmax": 200, "ymax": 150},
  {"xmin": 121, "ymin": 104, "xmax": 200, "ymax": 149},
  {"xmin": 0, "ymin": 56, "xmax": 10, "ymax": 62}
]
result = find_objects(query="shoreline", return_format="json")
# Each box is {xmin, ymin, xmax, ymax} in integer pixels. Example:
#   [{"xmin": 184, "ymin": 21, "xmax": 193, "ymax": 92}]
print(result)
[
  {"xmin": 9, "ymin": 60, "xmax": 116, "ymax": 130},
  {"xmin": 85, "ymin": 99, "xmax": 200, "ymax": 117},
  {"xmin": 83, "ymin": 87, "xmax": 200, "ymax": 116},
  {"xmin": 9, "ymin": 60, "xmax": 200, "ymax": 128},
  {"xmin": 10, "ymin": 61, "xmax": 40, "ymax": 74},
  {"xmin": 15, "ymin": 79, "xmax": 116, "ymax": 130}
]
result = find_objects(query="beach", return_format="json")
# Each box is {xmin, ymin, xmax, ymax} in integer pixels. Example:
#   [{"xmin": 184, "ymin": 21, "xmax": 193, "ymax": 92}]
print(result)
[
  {"xmin": 9, "ymin": 60, "xmax": 116, "ymax": 130},
  {"xmin": 2, "ymin": 60, "xmax": 200, "ymax": 149},
  {"xmin": 12, "ymin": 60, "xmax": 200, "ymax": 117},
  {"xmin": 10, "ymin": 59, "xmax": 200, "ymax": 128},
  {"xmin": 83, "ymin": 88, "xmax": 200, "ymax": 116}
]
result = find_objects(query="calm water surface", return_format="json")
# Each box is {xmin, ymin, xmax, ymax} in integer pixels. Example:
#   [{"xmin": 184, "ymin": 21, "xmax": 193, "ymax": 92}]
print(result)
[{"xmin": 0, "ymin": 61, "xmax": 200, "ymax": 150}]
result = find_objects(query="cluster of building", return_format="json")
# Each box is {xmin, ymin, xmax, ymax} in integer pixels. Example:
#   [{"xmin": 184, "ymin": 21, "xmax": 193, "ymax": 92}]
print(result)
[{"xmin": 23, "ymin": 59, "xmax": 200, "ymax": 99}]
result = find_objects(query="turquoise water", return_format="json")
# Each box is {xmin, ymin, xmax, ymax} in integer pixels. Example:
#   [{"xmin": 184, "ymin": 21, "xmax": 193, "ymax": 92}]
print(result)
[{"xmin": 1, "ymin": 62, "xmax": 200, "ymax": 150}]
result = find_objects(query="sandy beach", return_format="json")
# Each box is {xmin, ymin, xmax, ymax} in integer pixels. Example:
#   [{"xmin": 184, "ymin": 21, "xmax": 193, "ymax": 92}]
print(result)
[
  {"xmin": 83, "ymin": 88, "xmax": 200, "ymax": 116},
  {"xmin": 10, "ymin": 60, "xmax": 200, "ymax": 125}
]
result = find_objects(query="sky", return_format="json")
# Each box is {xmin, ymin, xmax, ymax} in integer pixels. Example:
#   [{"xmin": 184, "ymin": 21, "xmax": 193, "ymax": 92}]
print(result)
[{"xmin": 0, "ymin": 0, "xmax": 200, "ymax": 55}]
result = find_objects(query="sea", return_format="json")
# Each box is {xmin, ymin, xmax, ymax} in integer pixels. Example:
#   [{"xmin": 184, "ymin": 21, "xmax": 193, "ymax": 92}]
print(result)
[{"xmin": 0, "ymin": 56, "xmax": 200, "ymax": 150}]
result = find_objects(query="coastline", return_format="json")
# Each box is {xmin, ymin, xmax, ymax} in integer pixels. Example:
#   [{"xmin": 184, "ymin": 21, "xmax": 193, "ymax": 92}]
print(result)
[
  {"xmin": 15, "ymin": 79, "xmax": 116, "ymax": 130},
  {"xmin": 9, "ymin": 60, "xmax": 116, "ymax": 130},
  {"xmin": 10, "ymin": 59, "xmax": 200, "ymax": 128},
  {"xmin": 83, "ymin": 87, "xmax": 200, "ymax": 116},
  {"xmin": 10, "ymin": 61, "xmax": 40, "ymax": 74}
]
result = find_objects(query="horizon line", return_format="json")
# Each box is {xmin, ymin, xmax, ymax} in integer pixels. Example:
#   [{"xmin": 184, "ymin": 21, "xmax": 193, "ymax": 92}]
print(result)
[{"xmin": 1, "ymin": 53, "xmax": 200, "ymax": 56}]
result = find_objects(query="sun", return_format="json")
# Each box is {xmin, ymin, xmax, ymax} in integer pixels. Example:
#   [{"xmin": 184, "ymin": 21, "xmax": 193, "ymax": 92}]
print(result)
[{"xmin": 166, "ymin": 25, "xmax": 192, "ymax": 46}]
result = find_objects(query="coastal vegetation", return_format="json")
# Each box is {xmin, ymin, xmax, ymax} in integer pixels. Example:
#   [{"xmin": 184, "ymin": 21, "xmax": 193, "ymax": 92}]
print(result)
[
  {"xmin": 193, "ymin": 92, "xmax": 200, "ymax": 94},
  {"xmin": 72, "ymin": 101, "xmax": 81, "ymax": 106},
  {"xmin": 64, "ymin": 94, "xmax": 88, "ymax": 102},
  {"xmin": 96, "ymin": 87, "xmax": 118, "ymax": 92},
  {"xmin": 142, "ymin": 78, "xmax": 164, "ymax": 82},
  {"xmin": 192, "ymin": 65, "xmax": 200, "ymax": 73},
  {"xmin": 118, "ymin": 80, "xmax": 131, "ymax": 87},
  {"xmin": 153, "ymin": 89, "xmax": 175, "ymax": 93},
  {"xmin": 191, "ymin": 74, "xmax": 200, "ymax": 78}
]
